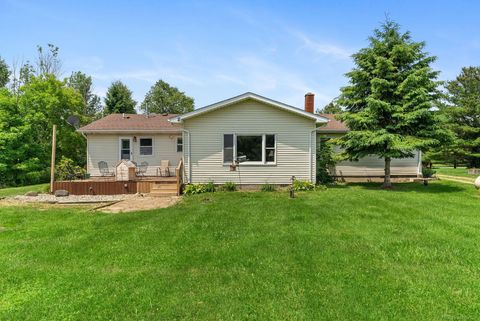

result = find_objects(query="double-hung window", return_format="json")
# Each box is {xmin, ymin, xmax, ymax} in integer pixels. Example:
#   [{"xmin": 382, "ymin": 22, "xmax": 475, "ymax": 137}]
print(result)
[
  {"xmin": 223, "ymin": 134, "xmax": 276, "ymax": 164},
  {"xmin": 139, "ymin": 138, "xmax": 153, "ymax": 156},
  {"xmin": 176, "ymin": 137, "xmax": 183, "ymax": 152}
]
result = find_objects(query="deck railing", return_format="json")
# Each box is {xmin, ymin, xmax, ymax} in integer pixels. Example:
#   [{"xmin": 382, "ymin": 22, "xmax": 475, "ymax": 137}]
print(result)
[{"xmin": 176, "ymin": 158, "xmax": 184, "ymax": 196}]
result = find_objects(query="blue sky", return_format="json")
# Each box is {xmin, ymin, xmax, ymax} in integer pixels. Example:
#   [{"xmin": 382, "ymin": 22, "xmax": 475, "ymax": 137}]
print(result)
[{"xmin": 2, "ymin": 0, "xmax": 480, "ymax": 109}]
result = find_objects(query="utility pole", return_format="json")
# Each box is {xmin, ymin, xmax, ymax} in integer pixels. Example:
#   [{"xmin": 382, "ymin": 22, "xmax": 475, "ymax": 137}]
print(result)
[{"xmin": 50, "ymin": 125, "xmax": 57, "ymax": 193}]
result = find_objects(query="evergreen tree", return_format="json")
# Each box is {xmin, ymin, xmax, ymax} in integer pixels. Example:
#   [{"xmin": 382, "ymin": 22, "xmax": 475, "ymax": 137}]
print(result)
[
  {"xmin": 338, "ymin": 19, "xmax": 447, "ymax": 188},
  {"xmin": 140, "ymin": 80, "xmax": 194, "ymax": 114},
  {"xmin": 441, "ymin": 67, "xmax": 480, "ymax": 168},
  {"xmin": 104, "ymin": 81, "xmax": 136, "ymax": 114}
]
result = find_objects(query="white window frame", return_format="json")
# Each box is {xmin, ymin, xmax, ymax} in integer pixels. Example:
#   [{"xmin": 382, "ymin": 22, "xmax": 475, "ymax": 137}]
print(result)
[
  {"xmin": 222, "ymin": 134, "xmax": 276, "ymax": 166},
  {"xmin": 138, "ymin": 137, "xmax": 154, "ymax": 157},
  {"xmin": 119, "ymin": 137, "xmax": 132, "ymax": 161},
  {"xmin": 176, "ymin": 136, "xmax": 183, "ymax": 153}
]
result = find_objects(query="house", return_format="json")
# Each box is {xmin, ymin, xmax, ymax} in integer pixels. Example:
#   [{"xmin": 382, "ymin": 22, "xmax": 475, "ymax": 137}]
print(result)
[
  {"xmin": 78, "ymin": 92, "xmax": 328, "ymax": 186},
  {"xmin": 76, "ymin": 92, "xmax": 421, "ymax": 191},
  {"xmin": 317, "ymin": 114, "xmax": 422, "ymax": 180}
]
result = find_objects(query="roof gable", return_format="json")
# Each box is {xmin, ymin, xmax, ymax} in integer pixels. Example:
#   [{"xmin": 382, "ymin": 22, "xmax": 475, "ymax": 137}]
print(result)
[
  {"xmin": 169, "ymin": 92, "xmax": 329, "ymax": 124},
  {"xmin": 316, "ymin": 113, "xmax": 349, "ymax": 133}
]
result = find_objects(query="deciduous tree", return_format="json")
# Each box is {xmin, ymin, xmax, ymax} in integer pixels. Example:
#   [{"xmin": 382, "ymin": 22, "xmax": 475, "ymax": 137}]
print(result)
[{"xmin": 140, "ymin": 80, "xmax": 194, "ymax": 114}]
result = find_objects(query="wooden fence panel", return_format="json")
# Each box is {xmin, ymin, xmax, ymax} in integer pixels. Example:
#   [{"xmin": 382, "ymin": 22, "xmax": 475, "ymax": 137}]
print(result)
[{"xmin": 53, "ymin": 181, "xmax": 137, "ymax": 195}]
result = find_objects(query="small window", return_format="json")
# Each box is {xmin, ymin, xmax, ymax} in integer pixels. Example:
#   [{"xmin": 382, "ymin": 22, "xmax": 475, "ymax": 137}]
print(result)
[
  {"xmin": 223, "ymin": 134, "xmax": 234, "ymax": 163},
  {"xmin": 139, "ymin": 138, "xmax": 153, "ymax": 156},
  {"xmin": 265, "ymin": 135, "xmax": 276, "ymax": 163},
  {"xmin": 177, "ymin": 137, "xmax": 183, "ymax": 152}
]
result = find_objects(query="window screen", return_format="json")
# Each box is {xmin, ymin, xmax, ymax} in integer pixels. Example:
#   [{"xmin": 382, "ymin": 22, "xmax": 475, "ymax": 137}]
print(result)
[{"xmin": 139, "ymin": 138, "xmax": 153, "ymax": 156}]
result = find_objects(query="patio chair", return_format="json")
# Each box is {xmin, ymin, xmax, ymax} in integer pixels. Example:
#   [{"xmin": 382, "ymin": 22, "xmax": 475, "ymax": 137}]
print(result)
[
  {"xmin": 98, "ymin": 161, "xmax": 114, "ymax": 177},
  {"xmin": 157, "ymin": 160, "xmax": 171, "ymax": 177},
  {"xmin": 136, "ymin": 161, "xmax": 148, "ymax": 176}
]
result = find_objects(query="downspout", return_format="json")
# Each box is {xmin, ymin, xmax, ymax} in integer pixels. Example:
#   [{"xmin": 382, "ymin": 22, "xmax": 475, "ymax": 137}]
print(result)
[
  {"xmin": 182, "ymin": 129, "xmax": 191, "ymax": 183},
  {"xmin": 309, "ymin": 128, "xmax": 317, "ymax": 183}
]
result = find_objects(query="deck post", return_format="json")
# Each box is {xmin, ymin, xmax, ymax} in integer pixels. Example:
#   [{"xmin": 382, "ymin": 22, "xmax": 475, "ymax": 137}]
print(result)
[{"xmin": 50, "ymin": 124, "xmax": 57, "ymax": 193}]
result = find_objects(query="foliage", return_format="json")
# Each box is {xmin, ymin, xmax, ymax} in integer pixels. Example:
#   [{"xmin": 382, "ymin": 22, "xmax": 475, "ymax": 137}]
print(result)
[
  {"xmin": 140, "ymin": 80, "xmax": 194, "ymax": 115},
  {"xmin": 221, "ymin": 181, "xmax": 237, "ymax": 192},
  {"xmin": 438, "ymin": 67, "xmax": 480, "ymax": 168},
  {"xmin": 67, "ymin": 71, "xmax": 102, "ymax": 118},
  {"xmin": 316, "ymin": 98, "xmax": 342, "ymax": 114},
  {"xmin": 338, "ymin": 19, "xmax": 447, "ymax": 188},
  {"xmin": 36, "ymin": 44, "xmax": 62, "ymax": 77},
  {"xmin": 316, "ymin": 138, "xmax": 335, "ymax": 184},
  {"xmin": 421, "ymin": 167, "xmax": 436, "ymax": 178},
  {"xmin": 204, "ymin": 181, "xmax": 216, "ymax": 193},
  {"xmin": 55, "ymin": 156, "xmax": 86, "ymax": 180},
  {"xmin": 0, "ymin": 56, "xmax": 10, "ymax": 87},
  {"xmin": 104, "ymin": 81, "xmax": 136, "ymax": 114},
  {"xmin": 183, "ymin": 183, "xmax": 214, "ymax": 195},
  {"xmin": 291, "ymin": 179, "xmax": 316, "ymax": 191},
  {"xmin": 260, "ymin": 183, "xmax": 276, "ymax": 192}
]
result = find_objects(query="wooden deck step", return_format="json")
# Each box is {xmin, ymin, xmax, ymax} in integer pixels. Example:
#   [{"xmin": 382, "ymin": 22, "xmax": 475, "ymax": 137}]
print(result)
[
  {"xmin": 151, "ymin": 184, "xmax": 177, "ymax": 191},
  {"xmin": 149, "ymin": 191, "xmax": 178, "ymax": 197}
]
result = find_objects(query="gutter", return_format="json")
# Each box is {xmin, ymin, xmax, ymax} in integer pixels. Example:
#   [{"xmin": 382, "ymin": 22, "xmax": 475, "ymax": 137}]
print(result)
[
  {"xmin": 182, "ymin": 129, "xmax": 192, "ymax": 183},
  {"xmin": 309, "ymin": 128, "xmax": 317, "ymax": 183}
]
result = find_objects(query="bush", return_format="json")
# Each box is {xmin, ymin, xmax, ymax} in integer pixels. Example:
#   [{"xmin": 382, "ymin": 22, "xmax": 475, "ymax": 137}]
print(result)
[
  {"xmin": 316, "ymin": 138, "xmax": 335, "ymax": 184},
  {"xmin": 261, "ymin": 183, "xmax": 276, "ymax": 192},
  {"xmin": 291, "ymin": 179, "xmax": 316, "ymax": 191},
  {"xmin": 422, "ymin": 167, "xmax": 436, "ymax": 178},
  {"xmin": 55, "ymin": 156, "xmax": 86, "ymax": 181},
  {"xmin": 221, "ymin": 181, "xmax": 237, "ymax": 192},
  {"xmin": 204, "ymin": 181, "xmax": 216, "ymax": 193}
]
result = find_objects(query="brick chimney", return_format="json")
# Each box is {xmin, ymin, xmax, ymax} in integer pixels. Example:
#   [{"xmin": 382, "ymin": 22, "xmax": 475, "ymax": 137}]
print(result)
[{"xmin": 304, "ymin": 92, "xmax": 314, "ymax": 113}]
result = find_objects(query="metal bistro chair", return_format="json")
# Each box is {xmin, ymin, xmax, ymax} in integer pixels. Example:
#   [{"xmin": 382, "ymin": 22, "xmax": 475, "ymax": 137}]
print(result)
[
  {"xmin": 136, "ymin": 161, "xmax": 149, "ymax": 177},
  {"xmin": 157, "ymin": 160, "xmax": 171, "ymax": 177},
  {"xmin": 98, "ymin": 161, "xmax": 114, "ymax": 177}
]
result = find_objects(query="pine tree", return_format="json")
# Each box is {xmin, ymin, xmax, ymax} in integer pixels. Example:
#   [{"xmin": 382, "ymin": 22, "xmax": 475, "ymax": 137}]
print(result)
[
  {"xmin": 104, "ymin": 81, "xmax": 136, "ymax": 114},
  {"xmin": 338, "ymin": 19, "xmax": 447, "ymax": 188},
  {"xmin": 441, "ymin": 67, "xmax": 480, "ymax": 168}
]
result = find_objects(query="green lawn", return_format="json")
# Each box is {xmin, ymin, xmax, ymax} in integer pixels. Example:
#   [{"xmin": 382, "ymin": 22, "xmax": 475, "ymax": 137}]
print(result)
[
  {"xmin": 1, "ymin": 181, "xmax": 479, "ymax": 320},
  {"xmin": 0, "ymin": 184, "xmax": 49, "ymax": 198},
  {"xmin": 433, "ymin": 166, "xmax": 477, "ymax": 179}
]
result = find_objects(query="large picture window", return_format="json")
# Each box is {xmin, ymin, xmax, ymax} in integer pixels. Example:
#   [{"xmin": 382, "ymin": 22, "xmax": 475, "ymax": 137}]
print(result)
[
  {"xmin": 223, "ymin": 134, "xmax": 276, "ymax": 164},
  {"xmin": 139, "ymin": 138, "xmax": 153, "ymax": 156}
]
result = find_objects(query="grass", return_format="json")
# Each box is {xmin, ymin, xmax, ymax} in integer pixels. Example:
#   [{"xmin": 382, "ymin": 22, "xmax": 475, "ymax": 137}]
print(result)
[
  {"xmin": 0, "ymin": 183, "xmax": 49, "ymax": 198},
  {"xmin": 0, "ymin": 181, "xmax": 480, "ymax": 320},
  {"xmin": 433, "ymin": 166, "xmax": 477, "ymax": 178}
]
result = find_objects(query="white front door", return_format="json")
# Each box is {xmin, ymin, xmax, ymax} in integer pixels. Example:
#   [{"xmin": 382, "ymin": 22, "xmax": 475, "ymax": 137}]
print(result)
[{"xmin": 119, "ymin": 138, "xmax": 132, "ymax": 160}]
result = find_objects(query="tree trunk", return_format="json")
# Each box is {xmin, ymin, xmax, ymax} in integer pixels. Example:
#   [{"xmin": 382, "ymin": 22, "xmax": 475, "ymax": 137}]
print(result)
[
  {"xmin": 383, "ymin": 157, "xmax": 392, "ymax": 188},
  {"xmin": 453, "ymin": 158, "xmax": 457, "ymax": 169}
]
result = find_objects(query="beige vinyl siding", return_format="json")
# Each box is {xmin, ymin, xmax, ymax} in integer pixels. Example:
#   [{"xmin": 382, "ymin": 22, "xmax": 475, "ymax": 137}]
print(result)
[
  {"xmin": 318, "ymin": 133, "xmax": 421, "ymax": 177},
  {"xmin": 183, "ymin": 99, "xmax": 316, "ymax": 184},
  {"xmin": 87, "ymin": 133, "xmax": 182, "ymax": 176}
]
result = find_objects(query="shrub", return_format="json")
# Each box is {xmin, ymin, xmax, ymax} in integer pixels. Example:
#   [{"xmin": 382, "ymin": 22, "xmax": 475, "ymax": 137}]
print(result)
[
  {"xmin": 221, "ymin": 181, "xmax": 237, "ymax": 192},
  {"xmin": 261, "ymin": 183, "xmax": 276, "ymax": 192},
  {"xmin": 204, "ymin": 181, "xmax": 216, "ymax": 193},
  {"xmin": 55, "ymin": 156, "xmax": 86, "ymax": 181},
  {"xmin": 291, "ymin": 179, "xmax": 316, "ymax": 191},
  {"xmin": 422, "ymin": 167, "xmax": 436, "ymax": 178},
  {"xmin": 316, "ymin": 138, "xmax": 335, "ymax": 184},
  {"xmin": 183, "ymin": 181, "xmax": 216, "ymax": 195}
]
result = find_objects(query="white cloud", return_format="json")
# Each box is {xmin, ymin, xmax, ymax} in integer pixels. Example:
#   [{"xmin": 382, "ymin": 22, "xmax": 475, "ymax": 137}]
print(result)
[{"xmin": 289, "ymin": 30, "xmax": 352, "ymax": 60}]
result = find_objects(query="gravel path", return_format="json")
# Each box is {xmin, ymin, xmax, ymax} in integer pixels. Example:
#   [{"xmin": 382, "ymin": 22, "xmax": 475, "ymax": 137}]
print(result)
[{"xmin": 11, "ymin": 194, "xmax": 137, "ymax": 203}]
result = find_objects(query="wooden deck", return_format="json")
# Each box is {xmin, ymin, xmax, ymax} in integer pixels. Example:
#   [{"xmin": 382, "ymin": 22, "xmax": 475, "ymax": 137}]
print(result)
[{"xmin": 52, "ymin": 159, "xmax": 184, "ymax": 196}]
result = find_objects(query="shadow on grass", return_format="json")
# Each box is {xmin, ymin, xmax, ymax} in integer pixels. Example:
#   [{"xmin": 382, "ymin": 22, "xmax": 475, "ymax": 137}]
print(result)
[{"xmin": 327, "ymin": 181, "xmax": 466, "ymax": 193}]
